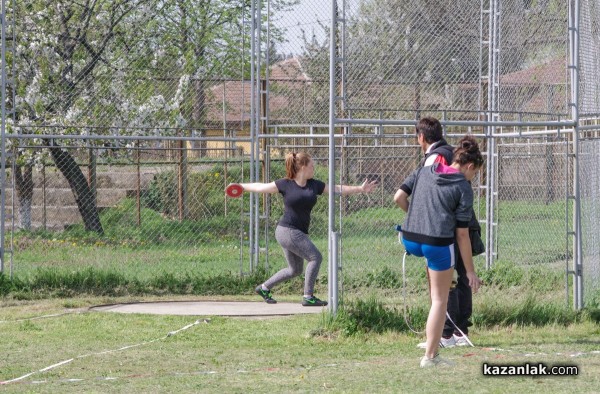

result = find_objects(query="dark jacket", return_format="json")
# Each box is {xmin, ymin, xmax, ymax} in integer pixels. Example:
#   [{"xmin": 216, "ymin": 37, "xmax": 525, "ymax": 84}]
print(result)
[
  {"xmin": 420, "ymin": 139, "xmax": 481, "ymax": 234},
  {"xmin": 400, "ymin": 164, "xmax": 473, "ymax": 246},
  {"xmin": 419, "ymin": 139, "xmax": 454, "ymax": 167}
]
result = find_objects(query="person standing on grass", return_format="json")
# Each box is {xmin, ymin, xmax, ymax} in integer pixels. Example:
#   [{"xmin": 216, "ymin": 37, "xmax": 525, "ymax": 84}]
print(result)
[
  {"xmin": 394, "ymin": 135, "xmax": 484, "ymax": 367},
  {"xmin": 415, "ymin": 116, "xmax": 484, "ymax": 348},
  {"xmin": 228, "ymin": 151, "xmax": 378, "ymax": 306}
]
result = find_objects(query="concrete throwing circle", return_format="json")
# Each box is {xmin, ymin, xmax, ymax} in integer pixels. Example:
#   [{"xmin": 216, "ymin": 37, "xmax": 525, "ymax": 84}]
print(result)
[{"xmin": 91, "ymin": 301, "xmax": 326, "ymax": 317}]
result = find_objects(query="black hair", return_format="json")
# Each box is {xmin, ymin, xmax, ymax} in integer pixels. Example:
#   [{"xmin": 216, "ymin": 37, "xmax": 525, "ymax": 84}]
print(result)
[
  {"xmin": 453, "ymin": 135, "xmax": 484, "ymax": 168},
  {"xmin": 415, "ymin": 116, "xmax": 443, "ymax": 144}
]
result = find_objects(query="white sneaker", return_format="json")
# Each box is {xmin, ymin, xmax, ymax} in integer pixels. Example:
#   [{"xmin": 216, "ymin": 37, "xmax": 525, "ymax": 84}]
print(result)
[
  {"xmin": 440, "ymin": 336, "xmax": 456, "ymax": 348},
  {"xmin": 454, "ymin": 334, "xmax": 471, "ymax": 347},
  {"xmin": 420, "ymin": 354, "xmax": 455, "ymax": 368},
  {"xmin": 416, "ymin": 336, "xmax": 456, "ymax": 349}
]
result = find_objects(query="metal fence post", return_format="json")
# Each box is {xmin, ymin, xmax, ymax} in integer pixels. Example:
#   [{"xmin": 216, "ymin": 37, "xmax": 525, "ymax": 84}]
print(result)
[
  {"xmin": 569, "ymin": 0, "xmax": 583, "ymax": 309},
  {"xmin": 328, "ymin": 0, "xmax": 338, "ymax": 315}
]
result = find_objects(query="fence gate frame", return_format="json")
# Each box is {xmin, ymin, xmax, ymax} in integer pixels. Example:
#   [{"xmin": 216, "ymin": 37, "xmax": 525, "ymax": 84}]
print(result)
[
  {"xmin": 321, "ymin": 0, "xmax": 585, "ymax": 312},
  {"xmin": 0, "ymin": 0, "xmax": 594, "ymax": 311}
]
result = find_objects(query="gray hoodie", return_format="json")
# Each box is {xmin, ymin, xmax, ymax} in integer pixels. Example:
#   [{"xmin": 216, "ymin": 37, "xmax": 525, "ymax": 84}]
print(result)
[{"xmin": 400, "ymin": 163, "xmax": 473, "ymax": 246}]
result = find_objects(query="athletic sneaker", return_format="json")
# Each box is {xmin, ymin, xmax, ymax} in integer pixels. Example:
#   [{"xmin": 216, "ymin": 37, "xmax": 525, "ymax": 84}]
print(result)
[
  {"xmin": 453, "ymin": 334, "xmax": 470, "ymax": 347},
  {"xmin": 416, "ymin": 336, "xmax": 456, "ymax": 349},
  {"xmin": 420, "ymin": 354, "xmax": 454, "ymax": 368},
  {"xmin": 255, "ymin": 286, "xmax": 277, "ymax": 304},
  {"xmin": 440, "ymin": 335, "xmax": 457, "ymax": 348},
  {"xmin": 302, "ymin": 295, "xmax": 328, "ymax": 306}
]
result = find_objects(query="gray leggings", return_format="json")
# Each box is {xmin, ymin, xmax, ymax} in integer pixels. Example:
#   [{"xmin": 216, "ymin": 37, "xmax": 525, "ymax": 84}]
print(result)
[{"xmin": 264, "ymin": 225, "xmax": 323, "ymax": 295}]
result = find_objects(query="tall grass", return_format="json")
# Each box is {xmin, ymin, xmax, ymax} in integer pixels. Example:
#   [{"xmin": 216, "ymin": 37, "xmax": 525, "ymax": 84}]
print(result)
[
  {"xmin": 474, "ymin": 293, "xmax": 582, "ymax": 327},
  {"xmin": 314, "ymin": 296, "xmax": 428, "ymax": 337},
  {"xmin": 314, "ymin": 293, "xmax": 596, "ymax": 338},
  {"xmin": 0, "ymin": 267, "xmax": 273, "ymax": 299}
]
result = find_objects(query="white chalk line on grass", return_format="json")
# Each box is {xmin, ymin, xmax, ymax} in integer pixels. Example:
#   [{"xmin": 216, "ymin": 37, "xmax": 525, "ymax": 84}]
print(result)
[
  {"xmin": 0, "ymin": 318, "xmax": 209, "ymax": 385},
  {"xmin": 7, "ymin": 349, "xmax": 600, "ymax": 387},
  {"xmin": 25, "ymin": 371, "xmax": 219, "ymax": 386},
  {"xmin": 468, "ymin": 347, "xmax": 600, "ymax": 359},
  {"xmin": 0, "ymin": 311, "xmax": 84, "ymax": 324}
]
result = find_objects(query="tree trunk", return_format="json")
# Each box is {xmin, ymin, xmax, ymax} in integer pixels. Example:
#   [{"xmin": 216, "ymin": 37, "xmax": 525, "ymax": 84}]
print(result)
[
  {"xmin": 414, "ymin": 82, "xmax": 421, "ymax": 118},
  {"xmin": 178, "ymin": 138, "xmax": 188, "ymax": 221},
  {"xmin": 192, "ymin": 78, "xmax": 207, "ymax": 157},
  {"xmin": 14, "ymin": 164, "xmax": 34, "ymax": 230},
  {"xmin": 44, "ymin": 140, "xmax": 103, "ymax": 234}
]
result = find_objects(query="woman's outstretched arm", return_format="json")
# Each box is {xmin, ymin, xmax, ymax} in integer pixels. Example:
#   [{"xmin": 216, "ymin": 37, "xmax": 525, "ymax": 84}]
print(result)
[
  {"xmin": 231, "ymin": 182, "xmax": 278, "ymax": 194},
  {"xmin": 323, "ymin": 179, "xmax": 378, "ymax": 196}
]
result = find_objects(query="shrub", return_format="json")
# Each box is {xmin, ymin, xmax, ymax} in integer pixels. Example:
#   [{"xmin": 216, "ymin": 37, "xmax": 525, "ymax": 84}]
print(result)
[
  {"xmin": 0, "ymin": 273, "xmax": 19, "ymax": 296},
  {"xmin": 474, "ymin": 293, "xmax": 581, "ymax": 327},
  {"xmin": 0, "ymin": 267, "xmax": 274, "ymax": 298},
  {"xmin": 478, "ymin": 260, "xmax": 524, "ymax": 288},
  {"xmin": 141, "ymin": 171, "xmax": 178, "ymax": 217},
  {"xmin": 315, "ymin": 296, "xmax": 428, "ymax": 337}
]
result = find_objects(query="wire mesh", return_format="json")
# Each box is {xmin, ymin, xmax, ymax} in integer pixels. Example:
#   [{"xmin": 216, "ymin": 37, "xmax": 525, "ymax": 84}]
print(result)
[
  {"xmin": 580, "ymin": 137, "xmax": 600, "ymax": 305},
  {"xmin": 496, "ymin": 0, "xmax": 569, "ymax": 118},
  {"xmin": 343, "ymin": 0, "xmax": 482, "ymax": 116},
  {"xmin": 262, "ymin": 135, "xmax": 487, "ymax": 301},
  {"xmin": 495, "ymin": 137, "xmax": 570, "ymax": 292},
  {"xmin": 325, "ymin": 0, "xmax": 571, "ymax": 119},
  {"xmin": 267, "ymin": 0, "xmax": 331, "ymax": 126},
  {"xmin": 12, "ymin": 1, "xmax": 255, "ymax": 133},
  {"xmin": 1, "ymin": 0, "xmax": 598, "ymax": 308},
  {"xmin": 3, "ymin": 138, "xmax": 251, "ymax": 279},
  {"xmin": 580, "ymin": 0, "xmax": 600, "ymax": 116}
]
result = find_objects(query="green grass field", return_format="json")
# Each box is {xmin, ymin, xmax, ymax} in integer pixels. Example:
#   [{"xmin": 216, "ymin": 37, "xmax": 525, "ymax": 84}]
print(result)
[
  {"xmin": 1, "ymin": 197, "xmax": 599, "ymax": 391},
  {"xmin": 0, "ymin": 297, "xmax": 599, "ymax": 393}
]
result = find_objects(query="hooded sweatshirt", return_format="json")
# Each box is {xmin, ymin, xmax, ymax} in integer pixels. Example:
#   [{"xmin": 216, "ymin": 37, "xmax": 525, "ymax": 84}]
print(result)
[{"xmin": 399, "ymin": 163, "xmax": 473, "ymax": 246}]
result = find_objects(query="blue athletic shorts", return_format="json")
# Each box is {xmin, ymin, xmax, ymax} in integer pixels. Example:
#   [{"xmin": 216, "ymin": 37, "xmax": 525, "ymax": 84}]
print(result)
[{"xmin": 402, "ymin": 238, "xmax": 455, "ymax": 271}]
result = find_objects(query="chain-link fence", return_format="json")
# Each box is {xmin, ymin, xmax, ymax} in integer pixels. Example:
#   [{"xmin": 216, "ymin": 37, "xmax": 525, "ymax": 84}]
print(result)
[
  {"xmin": 580, "ymin": 137, "xmax": 600, "ymax": 306},
  {"xmin": 495, "ymin": 137, "xmax": 570, "ymax": 293},
  {"xmin": 580, "ymin": 0, "xmax": 600, "ymax": 116},
  {"xmin": 2, "ymin": 137, "xmax": 257, "ymax": 279},
  {"xmin": 496, "ymin": 0, "xmax": 569, "ymax": 117},
  {"xmin": 2, "ymin": 0, "xmax": 600, "ymax": 307},
  {"xmin": 0, "ymin": 132, "xmax": 582, "ymax": 306}
]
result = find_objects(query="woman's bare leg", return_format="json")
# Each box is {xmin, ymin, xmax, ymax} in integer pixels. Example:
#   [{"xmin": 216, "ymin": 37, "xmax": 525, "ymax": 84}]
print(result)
[{"xmin": 425, "ymin": 267, "xmax": 454, "ymax": 359}]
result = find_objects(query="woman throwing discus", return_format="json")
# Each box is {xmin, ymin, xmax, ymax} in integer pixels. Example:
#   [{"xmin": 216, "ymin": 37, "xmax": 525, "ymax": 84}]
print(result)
[{"xmin": 227, "ymin": 152, "xmax": 377, "ymax": 306}]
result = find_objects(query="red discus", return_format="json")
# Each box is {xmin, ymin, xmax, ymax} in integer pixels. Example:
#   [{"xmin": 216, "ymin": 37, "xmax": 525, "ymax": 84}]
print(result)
[{"xmin": 225, "ymin": 183, "xmax": 243, "ymax": 198}]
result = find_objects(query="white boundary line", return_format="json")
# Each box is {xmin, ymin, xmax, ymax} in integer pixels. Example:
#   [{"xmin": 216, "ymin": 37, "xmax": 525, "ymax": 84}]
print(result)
[
  {"xmin": 0, "ymin": 319, "xmax": 208, "ymax": 385},
  {"xmin": 0, "ymin": 311, "xmax": 83, "ymax": 324},
  {"xmin": 6, "ymin": 350, "xmax": 600, "ymax": 387}
]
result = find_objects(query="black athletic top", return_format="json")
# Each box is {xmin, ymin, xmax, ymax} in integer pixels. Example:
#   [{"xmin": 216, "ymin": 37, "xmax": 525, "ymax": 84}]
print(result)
[{"xmin": 275, "ymin": 178, "xmax": 326, "ymax": 234}]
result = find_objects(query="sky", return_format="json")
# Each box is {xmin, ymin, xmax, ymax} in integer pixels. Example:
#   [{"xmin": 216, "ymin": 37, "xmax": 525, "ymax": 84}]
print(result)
[{"xmin": 273, "ymin": 1, "xmax": 332, "ymax": 56}]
